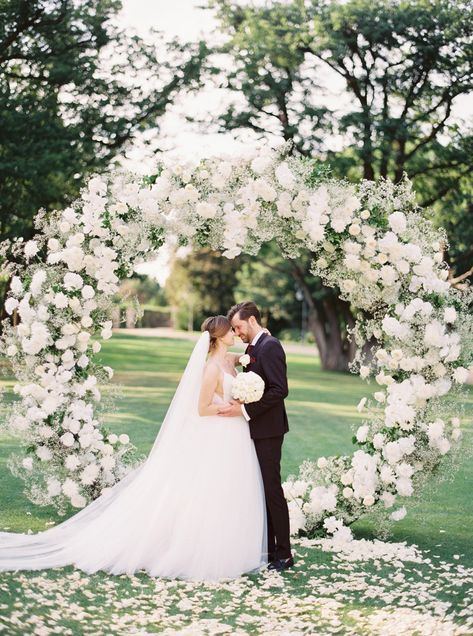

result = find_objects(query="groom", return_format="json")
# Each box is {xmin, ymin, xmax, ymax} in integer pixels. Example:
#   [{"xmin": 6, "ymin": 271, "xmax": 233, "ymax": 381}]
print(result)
[{"xmin": 218, "ymin": 301, "xmax": 293, "ymax": 572}]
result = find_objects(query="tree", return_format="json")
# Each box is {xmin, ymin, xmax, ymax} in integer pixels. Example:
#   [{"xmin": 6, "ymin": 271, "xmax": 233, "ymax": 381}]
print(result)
[
  {"xmin": 117, "ymin": 273, "xmax": 167, "ymax": 307},
  {"xmin": 0, "ymin": 0, "xmax": 208, "ymax": 243},
  {"xmin": 165, "ymin": 248, "xmax": 245, "ymax": 330},
  {"xmin": 236, "ymin": 241, "xmax": 356, "ymax": 370},
  {"xmin": 208, "ymin": 0, "xmax": 473, "ymax": 279}
]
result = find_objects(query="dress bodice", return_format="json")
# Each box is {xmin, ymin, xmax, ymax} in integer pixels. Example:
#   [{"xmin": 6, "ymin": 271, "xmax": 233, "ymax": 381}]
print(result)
[{"xmin": 212, "ymin": 371, "xmax": 235, "ymax": 405}]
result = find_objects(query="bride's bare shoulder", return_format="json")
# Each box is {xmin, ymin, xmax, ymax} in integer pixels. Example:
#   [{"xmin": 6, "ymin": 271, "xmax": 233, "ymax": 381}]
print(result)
[{"xmin": 203, "ymin": 360, "xmax": 220, "ymax": 377}]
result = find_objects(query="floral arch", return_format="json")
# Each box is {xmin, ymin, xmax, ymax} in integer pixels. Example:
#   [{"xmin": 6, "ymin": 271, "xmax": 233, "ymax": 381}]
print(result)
[{"xmin": 1, "ymin": 147, "xmax": 472, "ymax": 539}]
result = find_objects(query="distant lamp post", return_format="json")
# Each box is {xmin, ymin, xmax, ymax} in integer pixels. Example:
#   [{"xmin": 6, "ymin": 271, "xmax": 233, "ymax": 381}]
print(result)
[{"xmin": 295, "ymin": 287, "xmax": 307, "ymax": 341}]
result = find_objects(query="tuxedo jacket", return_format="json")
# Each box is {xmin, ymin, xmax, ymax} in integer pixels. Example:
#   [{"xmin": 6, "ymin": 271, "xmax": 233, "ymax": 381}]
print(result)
[{"xmin": 243, "ymin": 332, "xmax": 289, "ymax": 440}]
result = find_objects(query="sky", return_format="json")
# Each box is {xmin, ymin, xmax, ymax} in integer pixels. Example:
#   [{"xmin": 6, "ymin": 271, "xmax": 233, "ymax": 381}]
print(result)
[
  {"xmin": 116, "ymin": 1, "xmax": 246, "ymax": 283},
  {"xmin": 115, "ymin": 0, "xmax": 473, "ymax": 284}
]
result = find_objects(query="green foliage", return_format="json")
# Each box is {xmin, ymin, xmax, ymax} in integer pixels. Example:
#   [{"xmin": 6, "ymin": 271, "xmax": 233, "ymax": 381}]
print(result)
[
  {"xmin": 117, "ymin": 273, "xmax": 167, "ymax": 308},
  {"xmin": 0, "ymin": 0, "xmax": 207, "ymax": 243},
  {"xmin": 165, "ymin": 248, "xmax": 245, "ymax": 328},
  {"xmin": 235, "ymin": 241, "xmax": 304, "ymax": 334},
  {"xmin": 209, "ymin": 0, "xmax": 473, "ymax": 278}
]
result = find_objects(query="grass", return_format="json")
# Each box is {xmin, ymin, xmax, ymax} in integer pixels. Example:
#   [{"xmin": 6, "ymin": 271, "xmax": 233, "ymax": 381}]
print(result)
[{"xmin": 0, "ymin": 333, "xmax": 472, "ymax": 635}]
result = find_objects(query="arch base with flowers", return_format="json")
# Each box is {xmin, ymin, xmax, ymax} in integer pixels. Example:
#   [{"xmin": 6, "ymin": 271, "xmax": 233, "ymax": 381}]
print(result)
[{"xmin": 1, "ymin": 147, "xmax": 472, "ymax": 540}]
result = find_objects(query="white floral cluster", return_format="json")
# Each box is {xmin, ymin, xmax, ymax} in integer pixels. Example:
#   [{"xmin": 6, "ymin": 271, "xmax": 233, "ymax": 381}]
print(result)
[
  {"xmin": 231, "ymin": 371, "xmax": 265, "ymax": 404},
  {"xmin": 1, "ymin": 176, "xmax": 143, "ymax": 511},
  {"xmin": 1, "ymin": 146, "xmax": 471, "ymax": 529},
  {"xmin": 280, "ymin": 180, "xmax": 472, "ymax": 538}
]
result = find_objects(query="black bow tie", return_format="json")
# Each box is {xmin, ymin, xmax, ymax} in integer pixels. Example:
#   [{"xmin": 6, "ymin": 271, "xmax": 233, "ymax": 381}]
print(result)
[{"xmin": 245, "ymin": 344, "xmax": 255, "ymax": 355}]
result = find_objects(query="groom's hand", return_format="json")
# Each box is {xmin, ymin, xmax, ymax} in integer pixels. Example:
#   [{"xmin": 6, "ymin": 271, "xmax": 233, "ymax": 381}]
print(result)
[{"xmin": 218, "ymin": 400, "xmax": 243, "ymax": 417}]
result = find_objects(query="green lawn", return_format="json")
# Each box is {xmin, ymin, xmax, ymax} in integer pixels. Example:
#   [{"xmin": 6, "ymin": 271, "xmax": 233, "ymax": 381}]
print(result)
[{"xmin": 0, "ymin": 334, "xmax": 472, "ymax": 635}]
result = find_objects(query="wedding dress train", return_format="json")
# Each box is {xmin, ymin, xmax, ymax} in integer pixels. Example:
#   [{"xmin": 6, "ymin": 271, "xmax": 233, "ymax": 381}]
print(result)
[{"xmin": 0, "ymin": 332, "xmax": 267, "ymax": 581}]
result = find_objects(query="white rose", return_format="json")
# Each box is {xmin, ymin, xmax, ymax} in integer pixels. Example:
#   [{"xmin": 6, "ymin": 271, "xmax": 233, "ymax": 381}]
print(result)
[
  {"xmin": 437, "ymin": 437, "xmax": 451, "ymax": 454},
  {"xmin": 65, "ymin": 454, "xmax": 81, "ymax": 470},
  {"xmin": 356, "ymin": 424, "xmax": 369, "ymax": 442},
  {"xmin": 101, "ymin": 326, "xmax": 113, "ymax": 340},
  {"xmin": 119, "ymin": 433, "xmax": 130, "ymax": 445},
  {"xmin": 381, "ymin": 491, "xmax": 396, "ymax": 507},
  {"xmin": 70, "ymin": 494, "xmax": 87, "ymax": 508},
  {"xmin": 390, "ymin": 506, "xmax": 407, "ymax": 521},
  {"xmin": 6, "ymin": 344, "xmax": 18, "ymax": 357},
  {"xmin": 108, "ymin": 433, "xmax": 118, "ymax": 444},
  {"xmin": 196, "ymin": 201, "xmax": 218, "ymax": 219},
  {"xmin": 24, "ymin": 240, "xmax": 39, "ymax": 259},
  {"xmin": 348, "ymin": 223, "xmax": 361, "ymax": 236},
  {"xmin": 5, "ymin": 297, "xmax": 19, "ymax": 314},
  {"xmin": 275, "ymin": 162, "xmax": 296, "ymax": 190},
  {"xmin": 374, "ymin": 391, "xmax": 386, "ymax": 403},
  {"xmin": 250, "ymin": 155, "xmax": 273, "ymax": 174},
  {"xmin": 36, "ymin": 446, "xmax": 53, "ymax": 461},
  {"xmin": 63, "ymin": 272, "xmax": 83, "ymax": 290},
  {"xmin": 341, "ymin": 279, "xmax": 356, "ymax": 293},
  {"xmin": 363, "ymin": 495, "xmax": 375, "ymax": 506},
  {"xmin": 52, "ymin": 292, "xmax": 69, "ymax": 309},
  {"xmin": 317, "ymin": 457, "xmax": 328, "ymax": 469},
  {"xmin": 443, "ymin": 307, "xmax": 457, "ymax": 323},
  {"xmin": 342, "ymin": 487, "xmax": 354, "ymax": 498},
  {"xmin": 11, "ymin": 276, "xmax": 23, "ymax": 296},
  {"xmin": 388, "ymin": 211, "xmax": 407, "ymax": 234},
  {"xmin": 373, "ymin": 433, "xmax": 385, "ymax": 449},
  {"xmin": 100, "ymin": 455, "xmax": 116, "ymax": 470},
  {"xmin": 239, "ymin": 354, "xmax": 251, "ymax": 368},
  {"xmin": 81, "ymin": 285, "xmax": 95, "ymax": 299},
  {"xmin": 380, "ymin": 265, "xmax": 398, "ymax": 286},
  {"xmin": 60, "ymin": 432, "xmax": 75, "ymax": 447},
  {"xmin": 453, "ymin": 367, "xmax": 469, "ymax": 384}
]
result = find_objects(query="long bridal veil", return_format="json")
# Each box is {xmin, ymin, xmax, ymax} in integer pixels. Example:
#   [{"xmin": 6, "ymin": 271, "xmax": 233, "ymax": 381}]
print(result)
[{"xmin": 0, "ymin": 331, "xmax": 213, "ymax": 572}]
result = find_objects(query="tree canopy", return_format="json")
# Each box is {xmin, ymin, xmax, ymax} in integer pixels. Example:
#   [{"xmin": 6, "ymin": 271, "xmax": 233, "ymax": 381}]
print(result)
[
  {"xmin": 0, "ymin": 0, "xmax": 207, "ymax": 242},
  {"xmin": 209, "ymin": 0, "xmax": 473, "ymax": 277}
]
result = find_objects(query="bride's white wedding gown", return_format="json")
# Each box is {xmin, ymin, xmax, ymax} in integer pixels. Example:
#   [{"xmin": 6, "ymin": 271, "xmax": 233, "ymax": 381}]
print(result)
[{"xmin": 0, "ymin": 333, "xmax": 267, "ymax": 581}]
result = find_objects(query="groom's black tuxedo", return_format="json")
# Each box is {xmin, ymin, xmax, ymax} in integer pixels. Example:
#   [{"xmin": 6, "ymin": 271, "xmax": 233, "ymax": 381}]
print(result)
[
  {"xmin": 244, "ymin": 333, "xmax": 289, "ymax": 439},
  {"xmin": 243, "ymin": 332, "xmax": 292, "ymax": 561}
]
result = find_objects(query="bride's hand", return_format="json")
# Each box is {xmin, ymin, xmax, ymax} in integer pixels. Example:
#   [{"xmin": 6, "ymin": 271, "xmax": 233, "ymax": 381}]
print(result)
[{"xmin": 217, "ymin": 400, "xmax": 244, "ymax": 417}]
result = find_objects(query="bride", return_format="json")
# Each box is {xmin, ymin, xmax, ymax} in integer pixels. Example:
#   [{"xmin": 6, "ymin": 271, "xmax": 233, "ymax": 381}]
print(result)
[{"xmin": 0, "ymin": 316, "xmax": 267, "ymax": 581}]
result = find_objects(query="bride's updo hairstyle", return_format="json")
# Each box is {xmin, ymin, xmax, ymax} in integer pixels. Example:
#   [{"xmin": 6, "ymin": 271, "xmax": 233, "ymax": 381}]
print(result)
[{"xmin": 201, "ymin": 315, "xmax": 232, "ymax": 353}]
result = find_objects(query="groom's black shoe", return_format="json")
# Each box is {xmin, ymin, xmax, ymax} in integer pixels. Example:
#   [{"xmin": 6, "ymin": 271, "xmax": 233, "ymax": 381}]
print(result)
[{"xmin": 267, "ymin": 557, "xmax": 294, "ymax": 572}]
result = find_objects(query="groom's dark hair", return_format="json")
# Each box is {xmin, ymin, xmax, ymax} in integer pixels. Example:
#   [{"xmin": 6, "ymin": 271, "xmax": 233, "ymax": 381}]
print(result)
[{"xmin": 227, "ymin": 301, "xmax": 262, "ymax": 325}]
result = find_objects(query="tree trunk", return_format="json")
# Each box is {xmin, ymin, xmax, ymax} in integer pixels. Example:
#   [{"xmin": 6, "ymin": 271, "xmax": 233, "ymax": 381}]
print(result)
[{"xmin": 289, "ymin": 261, "xmax": 355, "ymax": 372}]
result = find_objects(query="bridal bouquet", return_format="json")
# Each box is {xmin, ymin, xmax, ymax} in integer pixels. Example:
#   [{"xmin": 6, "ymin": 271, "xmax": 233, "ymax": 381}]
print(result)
[{"xmin": 231, "ymin": 371, "xmax": 265, "ymax": 403}]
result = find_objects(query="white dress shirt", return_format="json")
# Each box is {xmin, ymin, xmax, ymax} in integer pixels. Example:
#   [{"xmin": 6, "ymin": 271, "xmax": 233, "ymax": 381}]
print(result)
[{"xmin": 241, "ymin": 329, "xmax": 266, "ymax": 421}]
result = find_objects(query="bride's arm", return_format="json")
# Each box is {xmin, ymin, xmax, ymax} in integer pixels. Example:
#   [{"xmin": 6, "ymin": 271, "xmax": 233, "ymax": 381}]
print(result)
[{"xmin": 198, "ymin": 363, "xmax": 228, "ymax": 416}]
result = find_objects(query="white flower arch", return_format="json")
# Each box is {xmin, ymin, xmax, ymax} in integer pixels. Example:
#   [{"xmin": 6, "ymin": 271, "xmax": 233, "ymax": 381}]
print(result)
[{"xmin": 1, "ymin": 147, "xmax": 472, "ymax": 539}]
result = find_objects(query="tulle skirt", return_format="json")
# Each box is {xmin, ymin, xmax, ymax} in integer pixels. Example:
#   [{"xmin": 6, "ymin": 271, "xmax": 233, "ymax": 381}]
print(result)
[{"xmin": 0, "ymin": 414, "xmax": 267, "ymax": 581}]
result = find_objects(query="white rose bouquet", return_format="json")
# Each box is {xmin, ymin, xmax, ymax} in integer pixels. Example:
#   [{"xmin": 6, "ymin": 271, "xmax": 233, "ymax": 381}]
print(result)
[{"xmin": 231, "ymin": 371, "xmax": 265, "ymax": 403}]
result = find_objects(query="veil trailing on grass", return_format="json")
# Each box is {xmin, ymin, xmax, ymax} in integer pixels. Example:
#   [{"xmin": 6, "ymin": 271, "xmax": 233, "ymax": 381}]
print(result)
[{"xmin": 0, "ymin": 331, "xmax": 213, "ymax": 573}]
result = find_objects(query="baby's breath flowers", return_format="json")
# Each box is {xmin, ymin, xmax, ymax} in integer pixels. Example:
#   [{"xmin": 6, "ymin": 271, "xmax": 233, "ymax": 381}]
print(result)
[{"xmin": 1, "ymin": 145, "xmax": 471, "ymax": 533}]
